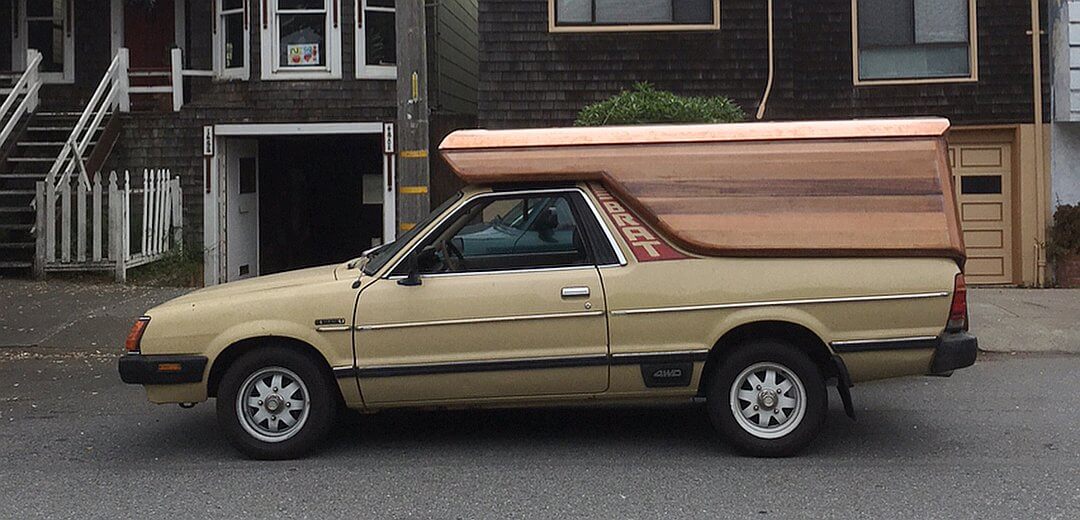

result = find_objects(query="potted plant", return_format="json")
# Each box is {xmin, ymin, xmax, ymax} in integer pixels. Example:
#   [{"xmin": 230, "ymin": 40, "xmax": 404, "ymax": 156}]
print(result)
[{"xmin": 1048, "ymin": 204, "xmax": 1080, "ymax": 287}]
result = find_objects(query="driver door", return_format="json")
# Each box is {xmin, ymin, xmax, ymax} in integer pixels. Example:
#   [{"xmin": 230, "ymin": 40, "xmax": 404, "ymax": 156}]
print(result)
[{"xmin": 354, "ymin": 191, "xmax": 610, "ymax": 404}]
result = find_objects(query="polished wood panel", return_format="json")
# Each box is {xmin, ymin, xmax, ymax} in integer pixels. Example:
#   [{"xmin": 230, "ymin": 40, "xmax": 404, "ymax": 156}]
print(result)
[{"xmin": 440, "ymin": 121, "xmax": 965, "ymax": 262}]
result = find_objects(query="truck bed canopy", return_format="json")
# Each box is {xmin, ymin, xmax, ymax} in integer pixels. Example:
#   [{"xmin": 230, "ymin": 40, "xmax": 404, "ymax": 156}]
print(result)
[{"xmin": 439, "ymin": 119, "xmax": 965, "ymax": 262}]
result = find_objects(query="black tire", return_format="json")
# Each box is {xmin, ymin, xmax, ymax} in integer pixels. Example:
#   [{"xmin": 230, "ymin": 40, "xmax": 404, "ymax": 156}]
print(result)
[
  {"xmin": 216, "ymin": 345, "xmax": 337, "ymax": 460},
  {"xmin": 705, "ymin": 339, "xmax": 827, "ymax": 457}
]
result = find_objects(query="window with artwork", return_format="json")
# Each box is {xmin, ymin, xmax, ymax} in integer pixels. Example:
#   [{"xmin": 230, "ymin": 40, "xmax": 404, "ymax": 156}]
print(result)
[{"xmin": 261, "ymin": 0, "xmax": 342, "ymax": 79}]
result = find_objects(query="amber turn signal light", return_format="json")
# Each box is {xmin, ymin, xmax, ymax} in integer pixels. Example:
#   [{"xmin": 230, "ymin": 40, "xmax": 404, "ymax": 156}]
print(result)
[{"xmin": 125, "ymin": 316, "xmax": 151, "ymax": 353}]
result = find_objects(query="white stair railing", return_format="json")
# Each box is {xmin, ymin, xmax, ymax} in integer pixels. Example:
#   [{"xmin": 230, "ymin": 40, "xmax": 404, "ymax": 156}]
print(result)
[
  {"xmin": 47, "ymin": 48, "xmax": 130, "ymax": 190},
  {"xmin": 0, "ymin": 49, "xmax": 42, "ymax": 149}
]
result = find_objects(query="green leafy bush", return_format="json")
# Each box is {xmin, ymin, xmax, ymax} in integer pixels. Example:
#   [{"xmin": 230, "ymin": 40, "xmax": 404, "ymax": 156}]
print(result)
[
  {"xmin": 1048, "ymin": 204, "xmax": 1080, "ymax": 261},
  {"xmin": 574, "ymin": 82, "xmax": 746, "ymax": 127}
]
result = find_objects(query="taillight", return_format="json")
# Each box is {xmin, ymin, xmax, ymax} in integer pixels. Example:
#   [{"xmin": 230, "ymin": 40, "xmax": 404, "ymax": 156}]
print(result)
[
  {"xmin": 947, "ymin": 274, "xmax": 968, "ymax": 332},
  {"xmin": 125, "ymin": 316, "xmax": 150, "ymax": 353}
]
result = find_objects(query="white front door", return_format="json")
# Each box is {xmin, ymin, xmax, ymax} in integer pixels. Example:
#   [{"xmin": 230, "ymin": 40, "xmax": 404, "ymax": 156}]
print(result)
[
  {"xmin": 225, "ymin": 139, "xmax": 259, "ymax": 281},
  {"xmin": 14, "ymin": 0, "xmax": 75, "ymax": 83}
]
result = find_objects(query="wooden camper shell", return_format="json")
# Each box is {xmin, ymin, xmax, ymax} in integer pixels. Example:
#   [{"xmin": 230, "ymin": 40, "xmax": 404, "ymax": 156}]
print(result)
[{"xmin": 439, "ymin": 119, "xmax": 965, "ymax": 263}]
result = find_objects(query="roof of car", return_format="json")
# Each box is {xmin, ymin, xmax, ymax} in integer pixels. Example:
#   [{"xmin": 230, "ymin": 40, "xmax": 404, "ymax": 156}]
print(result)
[{"xmin": 438, "ymin": 119, "xmax": 964, "ymax": 262}]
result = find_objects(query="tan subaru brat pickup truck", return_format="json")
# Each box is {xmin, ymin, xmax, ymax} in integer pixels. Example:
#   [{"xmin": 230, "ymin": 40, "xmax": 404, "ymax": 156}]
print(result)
[{"xmin": 119, "ymin": 118, "xmax": 977, "ymax": 459}]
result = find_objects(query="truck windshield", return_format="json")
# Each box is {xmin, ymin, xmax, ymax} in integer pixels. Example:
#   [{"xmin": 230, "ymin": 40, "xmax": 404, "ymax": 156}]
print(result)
[{"xmin": 362, "ymin": 192, "xmax": 462, "ymax": 276}]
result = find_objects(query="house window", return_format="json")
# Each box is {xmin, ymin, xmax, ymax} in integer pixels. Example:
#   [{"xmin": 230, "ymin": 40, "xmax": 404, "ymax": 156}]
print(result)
[
  {"xmin": 215, "ymin": 0, "xmax": 249, "ymax": 79},
  {"xmin": 260, "ymin": 0, "xmax": 342, "ymax": 79},
  {"xmin": 853, "ymin": 0, "xmax": 977, "ymax": 84},
  {"xmin": 549, "ymin": 0, "xmax": 720, "ymax": 32},
  {"xmin": 356, "ymin": 0, "xmax": 396, "ymax": 79}
]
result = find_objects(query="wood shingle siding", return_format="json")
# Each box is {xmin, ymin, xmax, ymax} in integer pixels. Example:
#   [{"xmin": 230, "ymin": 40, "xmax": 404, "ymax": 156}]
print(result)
[
  {"xmin": 478, "ymin": 0, "xmax": 1049, "ymax": 129},
  {"xmin": 105, "ymin": 1, "xmax": 398, "ymax": 249}
]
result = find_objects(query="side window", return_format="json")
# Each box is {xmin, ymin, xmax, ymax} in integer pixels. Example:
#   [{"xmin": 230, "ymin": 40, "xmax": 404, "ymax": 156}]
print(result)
[{"xmin": 402, "ymin": 194, "xmax": 593, "ymax": 275}]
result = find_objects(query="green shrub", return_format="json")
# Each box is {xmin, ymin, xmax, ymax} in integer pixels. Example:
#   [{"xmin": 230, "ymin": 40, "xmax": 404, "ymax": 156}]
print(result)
[
  {"xmin": 1048, "ymin": 204, "xmax": 1080, "ymax": 261},
  {"xmin": 574, "ymin": 82, "xmax": 746, "ymax": 127}
]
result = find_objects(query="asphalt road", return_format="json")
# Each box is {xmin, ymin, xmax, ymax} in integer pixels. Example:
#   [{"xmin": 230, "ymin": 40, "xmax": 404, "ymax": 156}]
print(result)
[{"xmin": 0, "ymin": 349, "xmax": 1077, "ymax": 519}]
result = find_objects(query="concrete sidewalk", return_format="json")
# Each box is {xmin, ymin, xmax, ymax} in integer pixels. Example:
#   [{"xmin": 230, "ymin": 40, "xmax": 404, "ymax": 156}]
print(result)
[
  {"xmin": 0, "ymin": 278, "xmax": 189, "ymax": 350},
  {"xmin": 0, "ymin": 278, "xmax": 1076, "ymax": 354},
  {"xmin": 969, "ymin": 288, "xmax": 1080, "ymax": 354}
]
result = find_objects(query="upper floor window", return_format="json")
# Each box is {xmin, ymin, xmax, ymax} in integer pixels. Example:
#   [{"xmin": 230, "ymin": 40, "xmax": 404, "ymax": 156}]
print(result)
[
  {"xmin": 214, "ymin": 0, "xmax": 250, "ymax": 79},
  {"xmin": 356, "ymin": 0, "xmax": 396, "ymax": 79},
  {"xmin": 549, "ymin": 0, "xmax": 720, "ymax": 33},
  {"xmin": 853, "ymin": 0, "xmax": 977, "ymax": 84},
  {"xmin": 260, "ymin": 0, "xmax": 342, "ymax": 79}
]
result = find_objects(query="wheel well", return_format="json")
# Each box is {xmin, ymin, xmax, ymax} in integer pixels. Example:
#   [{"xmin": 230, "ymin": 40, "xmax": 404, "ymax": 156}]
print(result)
[
  {"xmin": 697, "ymin": 321, "xmax": 836, "ymax": 397},
  {"xmin": 206, "ymin": 336, "xmax": 336, "ymax": 398}
]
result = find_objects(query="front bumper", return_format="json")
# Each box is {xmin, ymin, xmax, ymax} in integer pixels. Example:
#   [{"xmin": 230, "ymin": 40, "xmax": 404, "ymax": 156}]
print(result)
[
  {"xmin": 929, "ymin": 332, "xmax": 978, "ymax": 375},
  {"xmin": 118, "ymin": 354, "xmax": 208, "ymax": 385}
]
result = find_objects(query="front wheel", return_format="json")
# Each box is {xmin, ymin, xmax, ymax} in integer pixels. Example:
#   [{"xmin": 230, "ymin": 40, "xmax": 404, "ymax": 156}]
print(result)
[
  {"xmin": 216, "ymin": 346, "xmax": 337, "ymax": 460},
  {"xmin": 706, "ymin": 340, "xmax": 827, "ymax": 457}
]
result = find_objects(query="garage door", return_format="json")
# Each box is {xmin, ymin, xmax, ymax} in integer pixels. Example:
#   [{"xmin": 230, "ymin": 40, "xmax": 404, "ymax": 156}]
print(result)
[{"xmin": 948, "ymin": 144, "xmax": 1013, "ymax": 284}]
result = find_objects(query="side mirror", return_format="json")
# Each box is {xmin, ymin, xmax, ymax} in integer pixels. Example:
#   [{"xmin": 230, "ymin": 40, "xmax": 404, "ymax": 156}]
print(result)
[{"xmin": 397, "ymin": 247, "xmax": 438, "ymax": 286}]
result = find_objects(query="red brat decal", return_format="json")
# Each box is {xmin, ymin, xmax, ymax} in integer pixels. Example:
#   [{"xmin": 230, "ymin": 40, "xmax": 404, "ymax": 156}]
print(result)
[{"xmin": 590, "ymin": 184, "xmax": 687, "ymax": 262}]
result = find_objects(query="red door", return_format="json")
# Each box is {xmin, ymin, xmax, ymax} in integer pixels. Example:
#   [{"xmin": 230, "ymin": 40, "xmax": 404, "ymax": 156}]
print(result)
[
  {"xmin": 124, "ymin": 0, "xmax": 176, "ymax": 70},
  {"xmin": 124, "ymin": 0, "xmax": 175, "ymax": 109}
]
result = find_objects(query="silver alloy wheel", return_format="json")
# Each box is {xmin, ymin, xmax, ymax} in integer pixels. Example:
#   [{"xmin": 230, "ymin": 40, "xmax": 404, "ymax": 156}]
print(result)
[
  {"xmin": 236, "ymin": 366, "xmax": 310, "ymax": 443},
  {"xmin": 729, "ymin": 361, "xmax": 807, "ymax": 440}
]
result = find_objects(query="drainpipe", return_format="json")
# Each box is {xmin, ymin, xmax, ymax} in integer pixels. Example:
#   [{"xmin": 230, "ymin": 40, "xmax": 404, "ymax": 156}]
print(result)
[
  {"xmin": 756, "ymin": 0, "xmax": 775, "ymax": 120},
  {"xmin": 1030, "ymin": 0, "xmax": 1047, "ymax": 286}
]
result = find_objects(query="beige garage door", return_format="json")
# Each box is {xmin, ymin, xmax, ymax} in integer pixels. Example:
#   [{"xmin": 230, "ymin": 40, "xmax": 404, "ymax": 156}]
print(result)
[{"xmin": 948, "ymin": 144, "xmax": 1013, "ymax": 284}]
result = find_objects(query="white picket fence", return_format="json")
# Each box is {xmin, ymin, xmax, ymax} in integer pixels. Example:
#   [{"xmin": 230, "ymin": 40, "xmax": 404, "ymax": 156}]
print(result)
[{"xmin": 34, "ymin": 169, "xmax": 182, "ymax": 282}]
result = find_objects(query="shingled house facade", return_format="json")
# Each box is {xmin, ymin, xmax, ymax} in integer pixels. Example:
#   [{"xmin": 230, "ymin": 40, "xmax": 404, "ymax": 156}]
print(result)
[
  {"xmin": 478, "ymin": 0, "xmax": 1053, "ymax": 286},
  {"xmin": 0, "ymin": 0, "xmax": 478, "ymax": 285}
]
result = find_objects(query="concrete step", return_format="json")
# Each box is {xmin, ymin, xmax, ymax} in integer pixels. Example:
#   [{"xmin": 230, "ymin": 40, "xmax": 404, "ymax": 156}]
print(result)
[
  {"xmin": 0, "ymin": 261, "xmax": 32, "ymax": 269},
  {"xmin": 0, "ymin": 223, "xmax": 31, "ymax": 231},
  {"xmin": 0, "ymin": 242, "xmax": 33, "ymax": 249},
  {"xmin": 0, "ymin": 204, "xmax": 35, "ymax": 212},
  {"xmin": 7, "ymin": 157, "xmax": 55, "ymax": 163},
  {"xmin": 0, "ymin": 173, "xmax": 47, "ymax": 180},
  {"xmin": 17, "ymin": 141, "xmax": 76, "ymax": 147}
]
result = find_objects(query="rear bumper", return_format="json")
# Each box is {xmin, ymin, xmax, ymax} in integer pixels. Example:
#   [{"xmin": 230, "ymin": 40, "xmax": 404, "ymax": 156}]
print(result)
[
  {"xmin": 119, "ymin": 354, "xmax": 208, "ymax": 385},
  {"xmin": 929, "ymin": 332, "xmax": 978, "ymax": 375}
]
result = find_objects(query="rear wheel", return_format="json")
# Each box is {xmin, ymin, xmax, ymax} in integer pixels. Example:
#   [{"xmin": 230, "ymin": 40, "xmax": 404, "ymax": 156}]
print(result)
[
  {"xmin": 216, "ymin": 346, "xmax": 337, "ymax": 459},
  {"xmin": 706, "ymin": 340, "xmax": 827, "ymax": 457}
]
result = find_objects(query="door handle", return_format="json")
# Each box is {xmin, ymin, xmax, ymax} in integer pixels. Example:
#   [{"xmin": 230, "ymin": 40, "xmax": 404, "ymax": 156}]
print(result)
[{"xmin": 561, "ymin": 286, "xmax": 590, "ymax": 298}]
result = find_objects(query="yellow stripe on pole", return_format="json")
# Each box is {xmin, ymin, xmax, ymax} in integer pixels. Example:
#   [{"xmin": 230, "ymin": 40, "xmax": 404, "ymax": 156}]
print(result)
[
  {"xmin": 399, "ymin": 149, "xmax": 428, "ymax": 159},
  {"xmin": 399, "ymin": 186, "xmax": 428, "ymax": 195}
]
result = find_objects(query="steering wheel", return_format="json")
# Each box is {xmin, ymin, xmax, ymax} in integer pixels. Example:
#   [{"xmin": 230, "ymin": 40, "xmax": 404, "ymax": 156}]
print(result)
[{"xmin": 437, "ymin": 240, "xmax": 465, "ymax": 272}]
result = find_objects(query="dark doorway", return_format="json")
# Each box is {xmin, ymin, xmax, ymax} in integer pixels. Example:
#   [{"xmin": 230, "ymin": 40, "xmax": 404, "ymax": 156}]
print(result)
[{"xmin": 258, "ymin": 134, "xmax": 384, "ymax": 275}]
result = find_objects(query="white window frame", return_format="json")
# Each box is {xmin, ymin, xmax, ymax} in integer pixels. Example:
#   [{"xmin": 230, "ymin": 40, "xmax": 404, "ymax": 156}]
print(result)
[
  {"xmin": 355, "ymin": 0, "xmax": 396, "ymax": 79},
  {"xmin": 214, "ymin": 0, "xmax": 251, "ymax": 80},
  {"xmin": 260, "ymin": 0, "xmax": 342, "ymax": 80},
  {"xmin": 14, "ymin": 0, "xmax": 76, "ymax": 83}
]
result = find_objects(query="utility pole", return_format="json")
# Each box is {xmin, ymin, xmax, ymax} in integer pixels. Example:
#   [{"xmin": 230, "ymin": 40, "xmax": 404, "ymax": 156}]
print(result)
[{"xmin": 394, "ymin": 0, "xmax": 430, "ymax": 236}]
